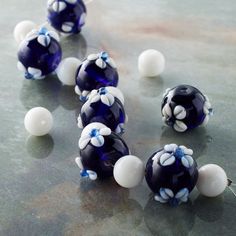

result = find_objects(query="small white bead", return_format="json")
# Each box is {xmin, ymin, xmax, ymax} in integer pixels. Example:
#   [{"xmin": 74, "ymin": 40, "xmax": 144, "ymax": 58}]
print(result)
[
  {"xmin": 56, "ymin": 57, "xmax": 81, "ymax": 86},
  {"xmin": 196, "ymin": 164, "xmax": 228, "ymax": 197},
  {"xmin": 113, "ymin": 155, "xmax": 145, "ymax": 188},
  {"xmin": 13, "ymin": 20, "xmax": 37, "ymax": 44},
  {"xmin": 138, "ymin": 49, "xmax": 165, "ymax": 77},
  {"xmin": 24, "ymin": 107, "xmax": 53, "ymax": 136}
]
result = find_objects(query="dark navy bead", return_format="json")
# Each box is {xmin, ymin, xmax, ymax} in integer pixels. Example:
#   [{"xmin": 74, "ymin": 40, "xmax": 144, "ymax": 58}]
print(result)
[
  {"xmin": 161, "ymin": 85, "xmax": 212, "ymax": 132},
  {"xmin": 145, "ymin": 144, "xmax": 198, "ymax": 205},
  {"xmin": 78, "ymin": 87, "xmax": 127, "ymax": 134},
  {"xmin": 77, "ymin": 123, "xmax": 129, "ymax": 179},
  {"xmin": 75, "ymin": 52, "xmax": 119, "ymax": 101},
  {"xmin": 17, "ymin": 27, "xmax": 62, "ymax": 80},
  {"xmin": 47, "ymin": 0, "xmax": 86, "ymax": 34}
]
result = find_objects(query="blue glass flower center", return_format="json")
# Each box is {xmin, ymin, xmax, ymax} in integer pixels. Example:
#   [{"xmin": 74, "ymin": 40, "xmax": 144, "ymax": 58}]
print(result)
[
  {"xmin": 100, "ymin": 52, "xmax": 109, "ymax": 62},
  {"xmin": 174, "ymin": 147, "xmax": 184, "ymax": 159},
  {"xmin": 90, "ymin": 128, "xmax": 99, "ymax": 138},
  {"xmin": 38, "ymin": 27, "xmax": 48, "ymax": 35},
  {"xmin": 99, "ymin": 87, "xmax": 107, "ymax": 95},
  {"xmin": 25, "ymin": 71, "xmax": 34, "ymax": 80}
]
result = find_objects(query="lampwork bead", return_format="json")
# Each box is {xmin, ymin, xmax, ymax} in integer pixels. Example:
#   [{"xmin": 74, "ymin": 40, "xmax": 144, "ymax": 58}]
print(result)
[
  {"xmin": 145, "ymin": 144, "xmax": 198, "ymax": 206},
  {"xmin": 75, "ymin": 52, "xmax": 119, "ymax": 101},
  {"xmin": 161, "ymin": 85, "xmax": 212, "ymax": 132},
  {"xmin": 77, "ymin": 87, "xmax": 127, "ymax": 134},
  {"xmin": 13, "ymin": 20, "xmax": 37, "ymax": 44},
  {"xmin": 75, "ymin": 123, "xmax": 129, "ymax": 179},
  {"xmin": 56, "ymin": 57, "xmax": 81, "ymax": 85},
  {"xmin": 196, "ymin": 164, "xmax": 228, "ymax": 197},
  {"xmin": 113, "ymin": 155, "xmax": 145, "ymax": 188},
  {"xmin": 47, "ymin": 0, "xmax": 86, "ymax": 34},
  {"xmin": 24, "ymin": 107, "xmax": 53, "ymax": 136},
  {"xmin": 17, "ymin": 27, "xmax": 62, "ymax": 80},
  {"xmin": 138, "ymin": 49, "xmax": 165, "ymax": 77}
]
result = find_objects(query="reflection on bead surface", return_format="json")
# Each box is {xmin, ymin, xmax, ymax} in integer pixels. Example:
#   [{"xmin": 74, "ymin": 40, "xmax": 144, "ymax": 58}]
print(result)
[
  {"xmin": 75, "ymin": 52, "xmax": 119, "ymax": 101},
  {"xmin": 113, "ymin": 155, "xmax": 145, "ymax": 188},
  {"xmin": 161, "ymin": 85, "xmax": 212, "ymax": 132},
  {"xmin": 47, "ymin": 0, "xmax": 86, "ymax": 34},
  {"xmin": 138, "ymin": 49, "xmax": 165, "ymax": 77},
  {"xmin": 145, "ymin": 144, "xmax": 198, "ymax": 206},
  {"xmin": 56, "ymin": 57, "xmax": 81, "ymax": 85},
  {"xmin": 77, "ymin": 87, "xmax": 127, "ymax": 133},
  {"xmin": 13, "ymin": 20, "xmax": 37, "ymax": 44},
  {"xmin": 76, "ymin": 123, "xmax": 129, "ymax": 179},
  {"xmin": 196, "ymin": 164, "xmax": 227, "ymax": 197},
  {"xmin": 17, "ymin": 27, "xmax": 62, "ymax": 80},
  {"xmin": 24, "ymin": 107, "xmax": 53, "ymax": 136}
]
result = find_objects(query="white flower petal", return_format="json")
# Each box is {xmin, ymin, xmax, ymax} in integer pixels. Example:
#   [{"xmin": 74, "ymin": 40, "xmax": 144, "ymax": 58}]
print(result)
[
  {"xmin": 62, "ymin": 22, "xmax": 74, "ymax": 32},
  {"xmin": 75, "ymin": 157, "xmax": 83, "ymax": 169},
  {"xmin": 86, "ymin": 170, "xmax": 97, "ymax": 180},
  {"xmin": 174, "ymin": 105, "xmax": 186, "ymax": 120},
  {"xmin": 49, "ymin": 30, "xmax": 60, "ymax": 42},
  {"xmin": 164, "ymin": 188, "xmax": 174, "ymax": 198},
  {"xmin": 154, "ymin": 194, "xmax": 168, "ymax": 203},
  {"xmin": 65, "ymin": 0, "xmax": 77, "ymax": 4},
  {"xmin": 77, "ymin": 115, "xmax": 83, "ymax": 129},
  {"xmin": 90, "ymin": 94, "xmax": 100, "ymax": 104},
  {"xmin": 79, "ymin": 12, "xmax": 86, "ymax": 26},
  {"xmin": 79, "ymin": 135, "xmax": 91, "ymax": 149},
  {"xmin": 26, "ymin": 31, "xmax": 38, "ymax": 41},
  {"xmin": 107, "ymin": 57, "xmax": 117, "ymax": 68},
  {"xmin": 175, "ymin": 188, "xmax": 189, "ymax": 200},
  {"xmin": 163, "ymin": 88, "xmax": 171, "ymax": 98},
  {"xmin": 52, "ymin": 1, "xmax": 66, "ymax": 12},
  {"xmin": 179, "ymin": 146, "xmax": 193, "ymax": 155},
  {"xmin": 160, "ymin": 153, "xmax": 175, "ymax": 166},
  {"xmin": 201, "ymin": 115, "xmax": 209, "ymax": 126},
  {"xmin": 17, "ymin": 61, "xmax": 26, "ymax": 72},
  {"xmin": 181, "ymin": 155, "xmax": 194, "ymax": 168},
  {"xmin": 99, "ymin": 127, "xmax": 111, "ymax": 136},
  {"xmin": 95, "ymin": 58, "xmax": 106, "ymax": 69},
  {"xmin": 101, "ymin": 94, "xmax": 114, "ymax": 106},
  {"xmin": 75, "ymin": 85, "xmax": 82, "ymax": 95},
  {"xmin": 47, "ymin": 0, "xmax": 55, "ymax": 6},
  {"xmin": 91, "ymin": 135, "xmax": 104, "ymax": 147},
  {"xmin": 37, "ymin": 35, "xmax": 51, "ymax": 47},
  {"xmin": 164, "ymin": 144, "xmax": 177, "ymax": 152},
  {"xmin": 162, "ymin": 103, "xmax": 172, "ymax": 117},
  {"xmin": 82, "ymin": 90, "xmax": 90, "ymax": 98},
  {"xmin": 87, "ymin": 54, "xmax": 99, "ymax": 61},
  {"xmin": 28, "ymin": 67, "xmax": 42, "ymax": 78},
  {"xmin": 173, "ymin": 120, "xmax": 187, "ymax": 132}
]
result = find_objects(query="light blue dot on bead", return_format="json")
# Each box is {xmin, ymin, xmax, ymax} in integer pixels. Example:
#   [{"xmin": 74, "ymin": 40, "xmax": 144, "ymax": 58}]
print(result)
[
  {"xmin": 39, "ymin": 27, "xmax": 48, "ymax": 35},
  {"xmin": 99, "ymin": 87, "xmax": 107, "ymax": 95},
  {"xmin": 100, "ymin": 51, "xmax": 109, "ymax": 62},
  {"xmin": 90, "ymin": 128, "xmax": 99, "ymax": 138},
  {"xmin": 80, "ymin": 169, "xmax": 89, "ymax": 177}
]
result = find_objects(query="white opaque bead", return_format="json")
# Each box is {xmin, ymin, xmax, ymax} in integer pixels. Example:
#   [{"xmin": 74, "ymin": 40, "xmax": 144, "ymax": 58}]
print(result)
[
  {"xmin": 24, "ymin": 107, "xmax": 53, "ymax": 136},
  {"xmin": 113, "ymin": 155, "xmax": 145, "ymax": 188},
  {"xmin": 196, "ymin": 164, "xmax": 228, "ymax": 197},
  {"xmin": 138, "ymin": 49, "xmax": 165, "ymax": 77},
  {"xmin": 56, "ymin": 57, "xmax": 81, "ymax": 86},
  {"xmin": 13, "ymin": 20, "xmax": 37, "ymax": 44}
]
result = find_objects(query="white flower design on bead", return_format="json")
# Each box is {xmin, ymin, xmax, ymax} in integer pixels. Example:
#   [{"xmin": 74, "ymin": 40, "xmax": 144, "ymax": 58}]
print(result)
[
  {"xmin": 202, "ymin": 95, "xmax": 213, "ymax": 126},
  {"xmin": 89, "ymin": 87, "xmax": 115, "ymax": 107},
  {"xmin": 26, "ymin": 27, "xmax": 60, "ymax": 47},
  {"xmin": 17, "ymin": 61, "xmax": 44, "ymax": 80},
  {"xmin": 154, "ymin": 187, "xmax": 189, "ymax": 205},
  {"xmin": 79, "ymin": 123, "xmax": 112, "ymax": 149},
  {"xmin": 162, "ymin": 103, "xmax": 188, "ymax": 132},
  {"xmin": 154, "ymin": 144, "xmax": 194, "ymax": 168},
  {"xmin": 48, "ymin": 0, "xmax": 77, "ymax": 12},
  {"xmin": 87, "ymin": 52, "xmax": 117, "ymax": 69}
]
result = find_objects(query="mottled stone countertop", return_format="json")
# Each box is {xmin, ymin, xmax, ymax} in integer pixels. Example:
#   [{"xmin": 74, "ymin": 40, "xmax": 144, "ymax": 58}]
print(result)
[{"xmin": 0, "ymin": 0, "xmax": 236, "ymax": 235}]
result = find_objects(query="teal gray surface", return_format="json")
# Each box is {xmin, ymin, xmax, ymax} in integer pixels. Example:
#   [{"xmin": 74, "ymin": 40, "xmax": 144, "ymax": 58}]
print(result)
[{"xmin": 0, "ymin": 0, "xmax": 236, "ymax": 235}]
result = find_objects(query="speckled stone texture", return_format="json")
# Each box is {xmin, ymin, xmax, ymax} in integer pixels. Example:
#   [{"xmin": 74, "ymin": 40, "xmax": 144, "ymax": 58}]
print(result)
[{"xmin": 0, "ymin": 0, "xmax": 236, "ymax": 235}]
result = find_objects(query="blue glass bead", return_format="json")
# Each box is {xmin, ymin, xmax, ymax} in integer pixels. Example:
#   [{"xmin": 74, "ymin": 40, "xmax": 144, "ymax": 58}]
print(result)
[
  {"xmin": 161, "ymin": 85, "xmax": 212, "ymax": 132},
  {"xmin": 75, "ymin": 52, "xmax": 119, "ymax": 101},
  {"xmin": 47, "ymin": 0, "xmax": 86, "ymax": 34},
  {"xmin": 145, "ymin": 144, "xmax": 198, "ymax": 205},
  {"xmin": 77, "ymin": 87, "xmax": 127, "ymax": 134},
  {"xmin": 77, "ymin": 123, "xmax": 129, "ymax": 179},
  {"xmin": 17, "ymin": 27, "xmax": 62, "ymax": 80}
]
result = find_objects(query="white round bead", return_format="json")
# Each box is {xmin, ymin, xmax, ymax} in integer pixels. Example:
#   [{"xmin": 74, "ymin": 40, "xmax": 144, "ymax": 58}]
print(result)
[
  {"xmin": 13, "ymin": 20, "xmax": 37, "ymax": 44},
  {"xmin": 24, "ymin": 107, "xmax": 53, "ymax": 136},
  {"xmin": 138, "ymin": 49, "xmax": 165, "ymax": 77},
  {"xmin": 56, "ymin": 57, "xmax": 81, "ymax": 86},
  {"xmin": 113, "ymin": 155, "xmax": 145, "ymax": 188},
  {"xmin": 196, "ymin": 164, "xmax": 228, "ymax": 197}
]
